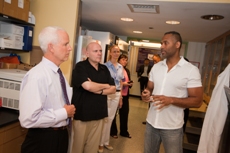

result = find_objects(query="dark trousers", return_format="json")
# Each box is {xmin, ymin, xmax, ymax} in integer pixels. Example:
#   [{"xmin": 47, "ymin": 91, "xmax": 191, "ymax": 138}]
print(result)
[
  {"xmin": 139, "ymin": 76, "xmax": 149, "ymax": 94},
  {"xmin": 21, "ymin": 128, "xmax": 69, "ymax": 153},
  {"xmin": 110, "ymin": 95, "xmax": 130, "ymax": 135}
]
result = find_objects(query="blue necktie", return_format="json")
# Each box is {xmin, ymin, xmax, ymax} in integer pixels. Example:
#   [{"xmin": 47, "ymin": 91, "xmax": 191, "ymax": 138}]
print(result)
[{"xmin": 57, "ymin": 68, "xmax": 72, "ymax": 131}]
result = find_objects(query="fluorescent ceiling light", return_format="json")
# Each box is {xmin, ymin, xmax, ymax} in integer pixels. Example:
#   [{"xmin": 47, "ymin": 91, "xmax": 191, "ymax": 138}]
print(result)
[
  {"xmin": 166, "ymin": 20, "xmax": 180, "ymax": 25},
  {"xmin": 131, "ymin": 41, "xmax": 161, "ymax": 49},
  {"xmin": 133, "ymin": 31, "xmax": 142, "ymax": 33},
  {"xmin": 142, "ymin": 40, "xmax": 150, "ymax": 42},
  {"xmin": 121, "ymin": 18, "xmax": 134, "ymax": 22}
]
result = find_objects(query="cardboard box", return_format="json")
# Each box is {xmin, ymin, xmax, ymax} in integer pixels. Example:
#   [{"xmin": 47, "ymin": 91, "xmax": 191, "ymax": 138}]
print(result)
[
  {"xmin": 0, "ymin": 0, "xmax": 3, "ymax": 14},
  {"xmin": 2, "ymin": 0, "xmax": 18, "ymax": 18},
  {"xmin": 17, "ymin": 0, "xmax": 30, "ymax": 22},
  {"xmin": 1, "ymin": 0, "xmax": 30, "ymax": 22},
  {"xmin": 17, "ymin": 63, "xmax": 33, "ymax": 71},
  {"xmin": 0, "ymin": 62, "xmax": 18, "ymax": 69}
]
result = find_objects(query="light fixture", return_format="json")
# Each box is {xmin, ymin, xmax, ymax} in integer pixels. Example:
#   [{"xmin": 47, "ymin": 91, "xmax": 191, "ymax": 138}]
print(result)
[
  {"xmin": 133, "ymin": 31, "xmax": 142, "ymax": 34},
  {"xmin": 130, "ymin": 41, "xmax": 161, "ymax": 48},
  {"xmin": 201, "ymin": 15, "xmax": 224, "ymax": 20},
  {"xmin": 127, "ymin": 4, "xmax": 159, "ymax": 14},
  {"xmin": 142, "ymin": 40, "xmax": 150, "ymax": 42},
  {"xmin": 166, "ymin": 20, "xmax": 180, "ymax": 25},
  {"xmin": 121, "ymin": 18, "xmax": 134, "ymax": 22}
]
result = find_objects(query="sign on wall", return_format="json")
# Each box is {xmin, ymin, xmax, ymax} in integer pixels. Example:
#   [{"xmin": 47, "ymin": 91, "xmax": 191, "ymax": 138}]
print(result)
[{"xmin": 136, "ymin": 48, "xmax": 160, "ymax": 72}]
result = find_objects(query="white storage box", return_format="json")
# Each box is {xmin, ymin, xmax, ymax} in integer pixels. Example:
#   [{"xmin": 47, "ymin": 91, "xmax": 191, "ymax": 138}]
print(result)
[
  {"xmin": 0, "ymin": 69, "xmax": 27, "ymax": 110},
  {"xmin": 0, "ymin": 38, "xmax": 24, "ymax": 50},
  {"xmin": 0, "ymin": 23, "xmax": 24, "ymax": 36},
  {"xmin": 0, "ymin": 33, "xmax": 24, "ymax": 42},
  {"xmin": 0, "ymin": 37, "xmax": 14, "ymax": 49}
]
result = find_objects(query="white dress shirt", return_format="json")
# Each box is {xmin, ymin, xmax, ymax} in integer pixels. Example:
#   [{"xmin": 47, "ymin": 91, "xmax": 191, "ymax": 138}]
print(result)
[
  {"xmin": 19, "ymin": 57, "xmax": 72, "ymax": 128},
  {"xmin": 147, "ymin": 57, "xmax": 202, "ymax": 129}
]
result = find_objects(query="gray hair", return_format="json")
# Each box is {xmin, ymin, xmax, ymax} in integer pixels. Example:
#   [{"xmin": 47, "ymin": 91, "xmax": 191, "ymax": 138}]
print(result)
[{"xmin": 38, "ymin": 26, "xmax": 65, "ymax": 53}]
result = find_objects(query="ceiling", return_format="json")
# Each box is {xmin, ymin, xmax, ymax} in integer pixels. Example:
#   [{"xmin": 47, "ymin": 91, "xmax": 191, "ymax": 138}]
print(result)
[{"xmin": 80, "ymin": 0, "xmax": 230, "ymax": 43}]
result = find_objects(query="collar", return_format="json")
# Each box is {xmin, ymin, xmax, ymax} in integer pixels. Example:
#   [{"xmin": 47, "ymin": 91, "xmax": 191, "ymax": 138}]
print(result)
[
  {"xmin": 162, "ymin": 56, "xmax": 187, "ymax": 67},
  {"xmin": 42, "ymin": 57, "xmax": 59, "ymax": 73}
]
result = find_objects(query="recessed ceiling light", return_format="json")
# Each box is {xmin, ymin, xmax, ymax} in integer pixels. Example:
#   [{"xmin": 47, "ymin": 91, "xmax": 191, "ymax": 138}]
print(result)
[
  {"xmin": 166, "ymin": 20, "xmax": 180, "ymax": 25},
  {"xmin": 133, "ymin": 31, "xmax": 142, "ymax": 34},
  {"xmin": 121, "ymin": 18, "xmax": 134, "ymax": 22},
  {"xmin": 201, "ymin": 15, "xmax": 224, "ymax": 20}
]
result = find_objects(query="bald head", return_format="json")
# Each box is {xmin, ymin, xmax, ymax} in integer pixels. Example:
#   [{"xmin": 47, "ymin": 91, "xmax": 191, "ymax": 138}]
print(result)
[{"xmin": 85, "ymin": 42, "xmax": 102, "ymax": 64}]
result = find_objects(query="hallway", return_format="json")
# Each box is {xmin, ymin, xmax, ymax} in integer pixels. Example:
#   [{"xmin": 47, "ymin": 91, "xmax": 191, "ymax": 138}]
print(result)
[{"xmin": 102, "ymin": 96, "xmax": 165, "ymax": 153}]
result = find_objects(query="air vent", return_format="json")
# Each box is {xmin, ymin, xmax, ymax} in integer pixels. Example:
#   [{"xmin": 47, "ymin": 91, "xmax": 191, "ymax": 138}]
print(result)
[{"xmin": 128, "ymin": 4, "xmax": 159, "ymax": 13}]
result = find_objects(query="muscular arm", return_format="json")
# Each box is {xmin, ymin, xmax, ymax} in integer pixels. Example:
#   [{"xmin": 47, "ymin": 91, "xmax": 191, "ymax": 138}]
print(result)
[
  {"xmin": 152, "ymin": 87, "xmax": 203, "ymax": 109},
  {"xmin": 170, "ymin": 87, "xmax": 203, "ymax": 108}
]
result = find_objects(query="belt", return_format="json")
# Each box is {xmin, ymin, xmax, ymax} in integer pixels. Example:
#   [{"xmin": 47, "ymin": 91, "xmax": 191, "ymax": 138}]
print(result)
[
  {"xmin": 116, "ymin": 90, "xmax": 121, "ymax": 92},
  {"xmin": 31, "ymin": 126, "xmax": 68, "ymax": 131}
]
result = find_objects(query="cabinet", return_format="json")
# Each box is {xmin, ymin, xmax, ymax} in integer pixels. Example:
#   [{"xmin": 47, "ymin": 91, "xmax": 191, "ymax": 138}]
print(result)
[
  {"xmin": 183, "ymin": 103, "xmax": 207, "ymax": 152},
  {"xmin": 0, "ymin": 0, "xmax": 34, "ymax": 51},
  {"xmin": 201, "ymin": 30, "xmax": 230, "ymax": 102},
  {"xmin": 0, "ymin": 122, "xmax": 27, "ymax": 153}
]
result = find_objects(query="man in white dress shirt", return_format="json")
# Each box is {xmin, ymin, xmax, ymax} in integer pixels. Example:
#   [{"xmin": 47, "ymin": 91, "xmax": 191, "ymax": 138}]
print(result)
[
  {"xmin": 19, "ymin": 26, "xmax": 76, "ymax": 153},
  {"xmin": 142, "ymin": 31, "xmax": 203, "ymax": 153}
]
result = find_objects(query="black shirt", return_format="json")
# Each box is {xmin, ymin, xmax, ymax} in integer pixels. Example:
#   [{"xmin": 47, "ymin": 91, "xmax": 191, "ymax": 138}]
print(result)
[{"xmin": 71, "ymin": 59, "xmax": 115, "ymax": 121}]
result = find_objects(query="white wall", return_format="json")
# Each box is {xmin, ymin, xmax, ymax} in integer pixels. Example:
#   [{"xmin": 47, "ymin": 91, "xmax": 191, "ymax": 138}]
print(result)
[
  {"xmin": 186, "ymin": 42, "xmax": 206, "ymax": 74},
  {"xmin": 129, "ymin": 42, "xmax": 206, "ymax": 96}
]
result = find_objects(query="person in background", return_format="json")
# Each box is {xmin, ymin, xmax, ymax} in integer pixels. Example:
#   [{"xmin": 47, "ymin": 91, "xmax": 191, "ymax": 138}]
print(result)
[
  {"xmin": 110, "ymin": 54, "xmax": 133, "ymax": 138},
  {"xmin": 19, "ymin": 26, "xmax": 76, "ymax": 153},
  {"xmin": 142, "ymin": 31, "xmax": 203, "ymax": 153},
  {"xmin": 152, "ymin": 54, "xmax": 161, "ymax": 64},
  {"xmin": 99, "ymin": 45, "xmax": 124, "ymax": 153},
  {"xmin": 142, "ymin": 54, "xmax": 161, "ymax": 125},
  {"xmin": 71, "ymin": 42, "xmax": 116, "ymax": 153},
  {"xmin": 137, "ymin": 58, "xmax": 152, "ymax": 99}
]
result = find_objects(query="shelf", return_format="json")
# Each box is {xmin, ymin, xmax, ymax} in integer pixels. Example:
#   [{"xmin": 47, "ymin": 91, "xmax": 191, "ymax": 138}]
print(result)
[
  {"xmin": 183, "ymin": 133, "xmax": 200, "ymax": 151},
  {"xmin": 0, "ymin": 13, "xmax": 34, "ymax": 26},
  {"xmin": 185, "ymin": 117, "xmax": 203, "ymax": 135}
]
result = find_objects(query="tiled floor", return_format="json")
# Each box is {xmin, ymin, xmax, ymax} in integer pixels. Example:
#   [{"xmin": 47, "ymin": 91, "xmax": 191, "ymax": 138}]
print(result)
[{"xmin": 102, "ymin": 96, "xmax": 165, "ymax": 153}]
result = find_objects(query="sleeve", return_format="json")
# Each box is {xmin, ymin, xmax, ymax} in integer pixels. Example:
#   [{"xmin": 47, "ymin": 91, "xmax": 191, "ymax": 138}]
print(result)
[
  {"xmin": 105, "ymin": 66, "xmax": 115, "ymax": 86},
  {"xmin": 187, "ymin": 66, "xmax": 202, "ymax": 88},
  {"xmin": 19, "ymin": 74, "xmax": 67, "ymax": 128},
  {"xmin": 72, "ymin": 63, "xmax": 89, "ymax": 88}
]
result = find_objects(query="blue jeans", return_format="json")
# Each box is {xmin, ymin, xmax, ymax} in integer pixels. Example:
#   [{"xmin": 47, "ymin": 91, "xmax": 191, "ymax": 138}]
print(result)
[{"xmin": 144, "ymin": 122, "xmax": 183, "ymax": 153}]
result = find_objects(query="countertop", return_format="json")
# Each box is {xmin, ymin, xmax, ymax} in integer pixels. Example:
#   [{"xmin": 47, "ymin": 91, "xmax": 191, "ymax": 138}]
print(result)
[{"xmin": 0, "ymin": 107, "xmax": 19, "ymax": 128}]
